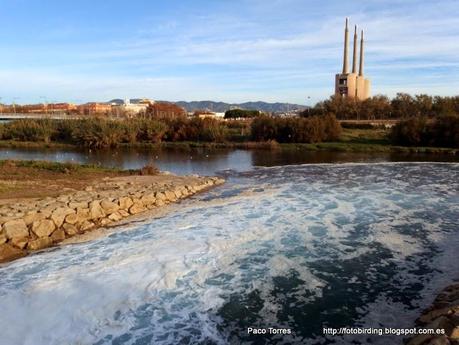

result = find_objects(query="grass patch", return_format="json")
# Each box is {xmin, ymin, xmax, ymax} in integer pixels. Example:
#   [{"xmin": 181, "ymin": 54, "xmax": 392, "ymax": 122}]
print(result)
[{"xmin": 0, "ymin": 159, "xmax": 124, "ymax": 174}]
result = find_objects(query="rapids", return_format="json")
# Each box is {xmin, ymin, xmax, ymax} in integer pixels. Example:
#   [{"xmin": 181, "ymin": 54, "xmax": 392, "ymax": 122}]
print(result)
[{"xmin": 0, "ymin": 163, "xmax": 458, "ymax": 345}]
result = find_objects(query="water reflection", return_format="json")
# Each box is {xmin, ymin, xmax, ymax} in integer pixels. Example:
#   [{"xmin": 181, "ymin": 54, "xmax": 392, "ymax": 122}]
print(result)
[{"xmin": 0, "ymin": 146, "xmax": 456, "ymax": 175}]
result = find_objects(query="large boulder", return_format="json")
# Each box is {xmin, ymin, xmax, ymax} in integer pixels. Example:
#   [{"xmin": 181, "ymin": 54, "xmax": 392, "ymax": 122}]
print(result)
[
  {"xmin": 99, "ymin": 218, "xmax": 112, "ymax": 226},
  {"xmin": 31, "ymin": 220, "xmax": 56, "ymax": 238},
  {"xmin": 51, "ymin": 229, "xmax": 66, "ymax": 243},
  {"xmin": 100, "ymin": 199, "xmax": 119, "ymax": 214},
  {"xmin": 108, "ymin": 212, "xmax": 123, "ymax": 222},
  {"xmin": 89, "ymin": 201, "xmax": 105, "ymax": 220},
  {"xmin": 0, "ymin": 229, "xmax": 6, "ymax": 245},
  {"xmin": 64, "ymin": 213, "xmax": 79, "ymax": 225},
  {"xmin": 3, "ymin": 219, "xmax": 29, "ymax": 240},
  {"xmin": 51, "ymin": 207, "xmax": 75, "ymax": 228},
  {"xmin": 0, "ymin": 244, "xmax": 26, "ymax": 263},
  {"xmin": 129, "ymin": 203, "xmax": 146, "ymax": 215},
  {"xmin": 27, "ymin": 237, "xmax": 53, "ymax": 251},
  {"xmin": 11, "ymin": 237, "xmax": 28, "ymax": 249},
  {"xmin": 140, "ymin": 193, "xmax": 156, "ymax": 206},
  {"xmin": 68, "ymin": 201, "xmax": 89, "ymax": 209},
  {"xmin": 164, "ymin": 190, "xmax": 177, "ymax": 202},
  {"xmin": 155, "ymin": 192, "xmax": 166, "ymax": 201},
  {"xmin": 79, "ymin": 221, "xmax": 95, "ymax": 232},
  {"xmin": 76, "ymin": 208, "xmax": 90, "ymax": 222},
  {"xmin": 185, "ymin": 185, "xmax": 196, "ymax": 193},
  {"xmin": 118, "ymin": 197, "xmax": 133, "ymax": 210},
  {"xmin": 23, "ymin": 211, "xmax": 46, "ymax": 226},
  {"xmin": 118, "ymin": 209, "xmax": 130, "ymax": 218},
  {"xmin": 63, "ymin": 223, "xmax": 78, "ymax": 236}
]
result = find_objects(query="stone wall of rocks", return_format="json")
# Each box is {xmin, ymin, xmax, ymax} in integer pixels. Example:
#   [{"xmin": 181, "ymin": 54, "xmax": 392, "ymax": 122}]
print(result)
[
  {"xmin": 0, "ymin": 175, "xmax": 225, "ymax": 263},
  {"xmin": 407, "ymin": 283, "xmax": 459, "ymax": 345}
]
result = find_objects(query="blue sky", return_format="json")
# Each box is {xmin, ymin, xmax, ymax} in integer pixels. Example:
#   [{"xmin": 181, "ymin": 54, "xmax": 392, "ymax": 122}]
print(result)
[{"xmin": 0, "ymin": 0, "xmax": 458, "ymax": 105}]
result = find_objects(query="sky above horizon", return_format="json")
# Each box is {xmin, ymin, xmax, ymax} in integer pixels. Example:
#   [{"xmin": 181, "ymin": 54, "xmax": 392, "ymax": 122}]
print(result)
[{"xmin": 0, "ymin": 0, "xmax": 458, "ymax": 105}]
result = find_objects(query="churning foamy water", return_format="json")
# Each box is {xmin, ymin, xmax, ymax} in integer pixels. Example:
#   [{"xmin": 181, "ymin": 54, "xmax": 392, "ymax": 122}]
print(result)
[{"xmin": 0, "ymin": 163, "xmax": 458, "ymax": 345}]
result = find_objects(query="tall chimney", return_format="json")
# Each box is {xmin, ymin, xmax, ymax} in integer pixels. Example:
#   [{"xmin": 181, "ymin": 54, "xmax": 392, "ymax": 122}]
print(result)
[
  {"xmin": 359, "ymin": 30, "xmax": 364, "ymax": 76},
  {"xmin": 352, "ymin": 25, "xmax": 358, "ymax": 73},
  {"xmin": 342, "ymin": 18, "xmax": 349, "ymax": 74}
]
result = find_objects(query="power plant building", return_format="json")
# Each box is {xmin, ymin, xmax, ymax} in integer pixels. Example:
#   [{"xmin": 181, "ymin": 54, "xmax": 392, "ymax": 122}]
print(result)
[{"xmin": 335, "ymin": 18, "xmax": 371, "ymax": 100}]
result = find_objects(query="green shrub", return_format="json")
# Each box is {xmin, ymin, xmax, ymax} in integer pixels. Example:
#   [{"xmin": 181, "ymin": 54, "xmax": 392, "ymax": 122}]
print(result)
[
  {"xmin": 137, "ymin": 119, "xmax": 167, "ymax": 143},
  {"xmin": 391, "ymin": 115, "xmax": 459, "ymax": 147},
  {"xmin": 2, "ymin": 119, "xmax": 57, "ymax": 142},
  {"xmin": 251, "ymin": 114, "xmax": 341, "ymax": 143}
]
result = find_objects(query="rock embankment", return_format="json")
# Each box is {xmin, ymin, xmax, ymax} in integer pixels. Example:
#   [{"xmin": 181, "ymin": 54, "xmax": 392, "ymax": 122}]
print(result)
[
  {"xmin": 0, "ymin": 174, "xmax": 224, "ymax": 263},
  {"xmin": 407, "ymin": 283, "xmax": 459, "ymax": 345}
]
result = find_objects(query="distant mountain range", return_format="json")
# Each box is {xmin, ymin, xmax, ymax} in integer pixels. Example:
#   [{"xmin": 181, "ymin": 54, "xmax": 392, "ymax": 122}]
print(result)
[
  {"xmin": 174, "ymin": 101, "xmax": 308, "ymax": 113},
  {"xmin": 106, "ymin": 99, "xmax": 308, "ymax": 113}
]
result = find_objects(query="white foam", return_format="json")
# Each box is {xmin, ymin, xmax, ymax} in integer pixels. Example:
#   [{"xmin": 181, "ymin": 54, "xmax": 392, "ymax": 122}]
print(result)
[{"xmin": 0, "ymin": 163, "xmax": 457, "ymax": 345}]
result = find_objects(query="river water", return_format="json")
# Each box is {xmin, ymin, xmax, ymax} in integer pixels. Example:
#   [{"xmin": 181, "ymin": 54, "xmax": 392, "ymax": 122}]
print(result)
[
  {"xmin": 0, "ymin": 148, "xmax": 458, "ymax": 345},
  {"xmin": 0, "ymin": 146, "xmax": 457, "ymax": 175}
]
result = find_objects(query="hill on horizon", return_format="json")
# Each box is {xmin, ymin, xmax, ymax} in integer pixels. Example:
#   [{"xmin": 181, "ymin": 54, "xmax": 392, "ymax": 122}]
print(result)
[{"xmin": 174, "ymin": 101, "xmax": 308, "ymax": 113}]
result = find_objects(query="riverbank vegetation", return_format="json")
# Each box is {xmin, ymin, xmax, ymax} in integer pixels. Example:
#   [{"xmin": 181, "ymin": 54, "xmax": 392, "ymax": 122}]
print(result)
[
  {"xmin": 0, "ymin": 108, "xmax": 457, "ymax": 152},
  {"xmin": 251, "ymin": 114, "xmax": 341, "ymax": 142},
  {"xmin": 391, "ymin": 114, "xmax": 459, "ymax": 147},
  {"xmin": 0, "ymin": 115, "xmax": 342, "ymax": 148}
]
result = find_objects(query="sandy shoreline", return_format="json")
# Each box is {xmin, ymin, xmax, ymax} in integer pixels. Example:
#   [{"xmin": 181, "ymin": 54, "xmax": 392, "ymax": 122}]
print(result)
[{"xmin": 0, "ymin": 173, "xmax": 225, "ymax": 263}]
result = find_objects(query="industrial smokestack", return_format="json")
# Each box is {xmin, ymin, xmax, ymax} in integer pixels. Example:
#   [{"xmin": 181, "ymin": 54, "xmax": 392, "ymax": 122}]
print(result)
[
  {"xmin": 352, "ymin": 25, "xmax": 358, "ymax": 73},
  {"xmin": 342, "ymin": 18, "xmax": 349, "ymax": 74},
  {"xmin": 359, "ymin": 30, "xmax": 364, "ymax": 76}
]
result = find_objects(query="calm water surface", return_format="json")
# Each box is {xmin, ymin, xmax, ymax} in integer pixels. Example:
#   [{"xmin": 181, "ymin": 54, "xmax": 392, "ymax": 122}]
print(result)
[{"xmin": 0, "ymin": 146, "xmax": 457, "ymax": 175}]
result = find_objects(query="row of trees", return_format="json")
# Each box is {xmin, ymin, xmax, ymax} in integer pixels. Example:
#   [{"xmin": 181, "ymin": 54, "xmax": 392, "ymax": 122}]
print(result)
[{"xmin": 304, "ymin": 94, "xmax": 459, "ymax": 120}]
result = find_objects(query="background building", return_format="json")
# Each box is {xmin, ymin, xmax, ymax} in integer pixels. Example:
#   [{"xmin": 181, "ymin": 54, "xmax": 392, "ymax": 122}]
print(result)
[
  {"xmin": 111, "ymin": 98, "xmax": 153, "ymax": 117},
  {"xmin": 77, "ymin": 102, "xmax": 112, "ymax": 115},
  {"xmin": 146, "ymin": 102, "xmax": 186, "ymax": 119},
  {"xmin": 335, "ymin": 18, "xmax": 371, "ymax": 100}
]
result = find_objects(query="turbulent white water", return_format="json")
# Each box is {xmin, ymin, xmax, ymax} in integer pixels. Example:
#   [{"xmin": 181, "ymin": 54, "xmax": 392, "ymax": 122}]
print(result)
[{"xmin": 0, "ymin": 163, "xmax": 458, "ymax": 345}]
